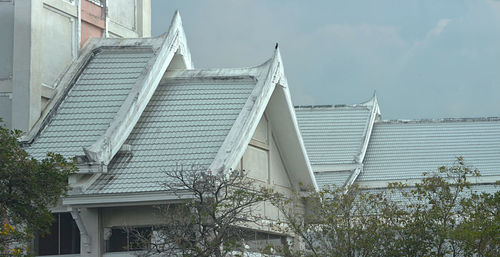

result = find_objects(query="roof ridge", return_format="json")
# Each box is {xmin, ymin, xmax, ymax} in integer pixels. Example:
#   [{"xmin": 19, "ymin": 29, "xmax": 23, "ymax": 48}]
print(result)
[
  {"xmin": 295, "ymin": 104, "xmax": 370, "ymax": 109},
  {"xmin": 377, "ymin": 117, "xmax": 500, "ymax": 124}
]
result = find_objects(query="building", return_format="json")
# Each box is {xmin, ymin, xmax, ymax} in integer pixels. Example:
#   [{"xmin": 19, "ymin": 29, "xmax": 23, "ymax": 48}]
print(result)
[
  {"xmin": 3, "ymin": 3, "xmax": 498, "ymax": 256},
  {"xmin": 22, "ymin": 12, "xmax": 315, "ymax": 256},
  {"xmin": 296, "ymin": 97, "xmax": 500, "ymax": 194},
  {"xmin": 0, "ymin": 0, "xmax": 150, "ymax": 132}
]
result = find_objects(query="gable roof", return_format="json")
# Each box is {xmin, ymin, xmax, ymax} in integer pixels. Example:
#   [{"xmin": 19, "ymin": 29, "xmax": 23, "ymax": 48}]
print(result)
[
  {"xmin": 76, "ymin": 47, "xmax": 316, "ymax": 199},
  {"xmin": 85, "ymin": 68, "xmax": 263, "ymax": 194},
  {"xmin": 22, "ymin": 12, "xmax": 316, "ymax": 205},
  {"xmin": 26, "ymin": 48, "xmax": 156, "ymax": 159},
  {"xmin": 24, "ymin": 11, "xmax": 192, "ymax": 165},
  {"xmin": 63, "ymin": 54, "xmax": 316, "ymax": 206},
  {"xmin": 295, "ymin": 96, "xmax": 379, "ymax": 188},
  {"xmin": 359, "ymin": 118, "xmax": 500, "ymax": 188}
]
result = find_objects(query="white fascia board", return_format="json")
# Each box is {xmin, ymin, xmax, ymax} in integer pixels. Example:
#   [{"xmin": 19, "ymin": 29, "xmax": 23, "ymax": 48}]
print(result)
[
  {"xmin": 63, "ymin": 190, "xmax": 194, "ymax": 207},
  {"xmin": 354, "ymin": 94, "xmax": 379, "ymax": 164},
  {"xmin": 347, "ymin": 95, "xmax": 379, "ymax": 188},
  {"xmin": 266, "ymin": 79, "xmax": 318, "ymax": 191},
  {"xmin": 282, "ymin": 78, "xmax": 318, "ymax": 191},
  {"xmin": 208, "ymin": 52, "xmax": 276, "ymax": 173},
  {"xmin": 83, "ymin": 11, "xmax": 192, "ymax": 165}
]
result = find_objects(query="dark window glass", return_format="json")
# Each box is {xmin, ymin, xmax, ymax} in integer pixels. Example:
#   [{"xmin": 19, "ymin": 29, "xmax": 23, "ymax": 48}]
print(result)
[
  {"xmin": 108, "ymin": 228, "xmax": 128, "ymax": 252},
  {"xmin": 129, "ymin": 227, "xmax": 152, "ymax": 251},
  {"xmin": 107, "ymin": 227, "xmax": 152, "ymax": 252},
  {"xmin": 59, "ymin": 213, "xmax": 81, "ymax": 254},
  {"xmin": 38, "ymin": 215, "xmax": 59, "ymax": 255},
  {"xmin": 37, "ymin": 213, "xmax": 80, "ymax": 256}
]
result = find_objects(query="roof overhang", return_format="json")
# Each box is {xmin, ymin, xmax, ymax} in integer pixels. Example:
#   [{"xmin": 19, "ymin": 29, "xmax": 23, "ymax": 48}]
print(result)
[{"xmin": 63, "ymin": 190, "xmax": 194, "ymax": 208}]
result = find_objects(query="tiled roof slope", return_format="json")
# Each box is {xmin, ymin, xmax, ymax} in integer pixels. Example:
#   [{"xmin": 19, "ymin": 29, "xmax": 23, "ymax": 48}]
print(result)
[
  {"xmin": 26, "ymin": 48, "xmax": 154, "ymax": 159},
  {"xmin": 295, "ymin": 105, "xmax": 371, "ymax": 166},
  {"xmin": 315, "ymin": 170, "xmax": 353, "ymax": 188},
  {"xmin": 86, "ymin": 73, "xmax": 256, "ymax": 194},
  {"xmin": 360, "ymin": 118, "xmax": 500, "ymax": 183}
]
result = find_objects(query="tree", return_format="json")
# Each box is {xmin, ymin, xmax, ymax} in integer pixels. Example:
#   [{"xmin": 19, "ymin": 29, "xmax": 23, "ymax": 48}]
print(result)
[
  {"xmin": 269, "ymin": 184, "xmax": 382, "ymax": 257},
  {"xmin": 452, "ymin": 190, "xmax": 500, "ymax": 256},
  {"xmin": 0, "ymin": 124, "xmax": 76, "ymax": 255},
  {"xmin": 134, "ymin": 165, "xmax": 273, "ymax": 257},
  {"xmin": 271, "ymin": 158, "xmax": 499, "ymax": 257}
]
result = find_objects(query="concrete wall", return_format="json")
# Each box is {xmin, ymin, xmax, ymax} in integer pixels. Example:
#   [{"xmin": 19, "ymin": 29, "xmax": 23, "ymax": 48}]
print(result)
[
  {"xmin": 1, "ymin": 0, "xmax": 151, "ymax": 131},
  {"xmin": 108, "ymin": 0, "xmax": 151, "ymax": 38},
  {"xmin": 0, "ymin": 1, "xmax": 14, "ymax": 127},
  {"xmin": 0, "ymin": 1, "xmax": 14, "ymax": 80},
  {"xmin": 0, "ymin": 94, "xmax": 12, "ymax": 127},
  {"xmin": 40, "ymin": 2, "xmax": 77, "ymax": 88}
]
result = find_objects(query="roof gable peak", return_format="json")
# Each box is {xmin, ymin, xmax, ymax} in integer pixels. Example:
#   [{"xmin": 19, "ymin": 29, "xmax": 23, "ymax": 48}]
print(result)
[{"xmin": 83, "ymin": 11, "xmax": 192, "ymax": 165}]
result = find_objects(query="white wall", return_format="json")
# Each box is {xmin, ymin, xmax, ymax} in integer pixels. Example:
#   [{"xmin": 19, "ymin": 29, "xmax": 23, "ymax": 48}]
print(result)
[
  {"xmin": 107, "ymin": 0, "xmax": 151, "ymax": 38},
  {"xmin": 241, "ymin": 113, "xmax": 296, "ymax": 223},
  {"xmin": 40, "ymin": 3, "xmax": 77, "ymax": 88}
]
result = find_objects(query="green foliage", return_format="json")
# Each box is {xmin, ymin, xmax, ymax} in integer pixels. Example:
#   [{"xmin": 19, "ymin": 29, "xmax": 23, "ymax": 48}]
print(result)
[
  {"xmin": 0, "ymin": 124, "xmax": 76, "ymax": 255},
  {"xmin": 272, "ymin": 157, "xmax": 499, "ymax": 257}
]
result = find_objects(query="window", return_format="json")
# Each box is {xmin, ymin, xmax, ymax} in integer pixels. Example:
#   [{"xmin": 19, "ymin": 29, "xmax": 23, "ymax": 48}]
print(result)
[
  {"xmin": 37, "ymin": 213, "xmax": 80, "ymax": 255},
  {"xmin": 242, "ymin": 229, "xmax": 288, "ymax": 253},
  {"xmin": 106, "ymin": 227, "xmax": 152, "ymax": 252}
]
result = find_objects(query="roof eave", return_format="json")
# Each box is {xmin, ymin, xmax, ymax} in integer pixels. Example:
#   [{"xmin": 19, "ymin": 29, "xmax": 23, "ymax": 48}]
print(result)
[{"xmin": 63, "ymin": 190, "xmax": 195, "ymax": 208}]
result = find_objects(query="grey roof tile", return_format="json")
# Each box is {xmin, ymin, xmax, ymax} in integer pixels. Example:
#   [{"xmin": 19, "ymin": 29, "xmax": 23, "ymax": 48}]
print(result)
[
  {"xmin": 26, "ymin": 48, "xmax": 154, "ymax": 159},
  {"xmin": 315, "ymin": 171, "xmax": 353, "ymax": 189},
  {"xmin": 295, "ymin": 106, "xmax": 372, "ymax": 166},
  {"xmin": 85, "ymin": 76, "xmax": 256, "ymax": 194},
  {"xmin": 360, "ymin": 119, "xmax": 500, "ymax": 183}
]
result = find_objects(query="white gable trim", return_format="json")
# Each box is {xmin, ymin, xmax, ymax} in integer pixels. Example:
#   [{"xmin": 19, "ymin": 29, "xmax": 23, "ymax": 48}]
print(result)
[
  {"xmin": 209, "ymin": 47, "xmax": 317, "ymax": 190},
  {"xmin": 83, "ymin": 11, "xmax": 192, "ymax": 165},
  {"xmin": 208, "ymin": 57, "xmax": 274, "ymax": 173},
  {"xmin": 346, "ymin": 94, "xmax": 380, "ymax": 188}
]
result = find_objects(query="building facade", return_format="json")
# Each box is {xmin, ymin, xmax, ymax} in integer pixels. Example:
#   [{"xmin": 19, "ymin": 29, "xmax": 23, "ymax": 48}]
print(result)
[
  {"xmin": 2, "ymin": 3, "xmax": 498, "ymax": 256},
  {"xmin": 21, "ymin": 12, "xmax": 315, "ymax": 256}
]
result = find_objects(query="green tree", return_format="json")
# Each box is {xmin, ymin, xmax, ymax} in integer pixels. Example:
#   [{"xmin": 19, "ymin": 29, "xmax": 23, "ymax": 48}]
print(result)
[
  {"xmin": 272, "ymin": 158, "xmax": 499, "ymax": 257},
  {"xmin": 453, "ymin": 190, "xmax": 500, "ymax": 256},
  {"xmin": 0, "ymin": 124, "xmax": 76, "ymax": 255}
]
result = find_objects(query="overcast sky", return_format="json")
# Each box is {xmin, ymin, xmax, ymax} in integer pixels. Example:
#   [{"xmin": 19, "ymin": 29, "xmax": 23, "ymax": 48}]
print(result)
[{"xmin": 152, "ymin": 0, "xmax": 500, "ymax": 120}]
